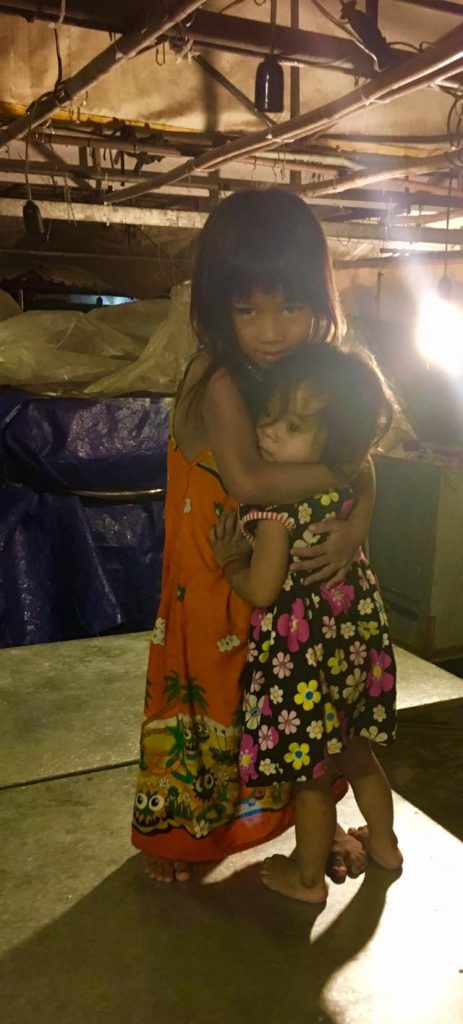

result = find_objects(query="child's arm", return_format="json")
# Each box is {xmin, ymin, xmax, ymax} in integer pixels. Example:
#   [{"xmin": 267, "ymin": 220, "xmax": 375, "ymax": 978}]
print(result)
[
  {"xmin": 210, "ymin": 511, "xmax": 289, "ymax": 608},
  {"xmin": 290, "ymin": 458, "xmax": 376, "ymax": 586},
  {"xmin": 202, "ymin": 367, "xmax": 343, "ymax": 505}
]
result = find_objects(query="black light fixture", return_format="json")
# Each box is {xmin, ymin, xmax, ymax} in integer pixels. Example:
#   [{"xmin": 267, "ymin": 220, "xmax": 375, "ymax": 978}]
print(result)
[
  {"xmin": 22, "ymin": 199, "xmax": 45, "ymax": 237},
  {"xmin": 22, "ymin": 130, "xmax": 45, "ymax": 237},
  {"xmin": 255, "ymin": 0, "xmax": 284, "ymax": 114}
]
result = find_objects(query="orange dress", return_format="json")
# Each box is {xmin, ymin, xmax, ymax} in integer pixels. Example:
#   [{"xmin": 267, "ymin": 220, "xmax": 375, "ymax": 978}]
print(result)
[{"xmin": 131, "ymin": 438, "xmax": 296, "ymax": 861}]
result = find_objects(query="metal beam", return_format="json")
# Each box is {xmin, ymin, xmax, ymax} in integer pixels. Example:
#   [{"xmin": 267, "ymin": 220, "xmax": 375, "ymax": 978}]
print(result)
[
  {"xmin": 300, "ymin": 150, "xmax": 461, "ymax": 197},
  {"xmin": 392, "ymin": 0, "xmax": 463, "ymax": 16},
  {"xmin": 192, "ymin": 55, "xmax": 275, "ymax": 129},
  {"xmin": 0, "ymin": 165, "xmax": 414, "ymax": 210},
  {"xmin": 0, "ymin": 0, "xmax": 207, "ymax": 148},
  {"xmin": 0, "ymin": 197, "xmax": 462, "ymax": 246},
  {"xmin": 0, "ymin": 4, "xmax": 378, "ymax": 73},
  {"xmin": 105, "ymin": 22, "xmax": 463, "ymax": 205}
]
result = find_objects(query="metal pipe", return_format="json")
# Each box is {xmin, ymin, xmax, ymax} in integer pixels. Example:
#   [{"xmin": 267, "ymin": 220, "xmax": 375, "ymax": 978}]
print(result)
[
  {"xmin": 192, "ymin": 55, "xmax": 275, "ymax": 128},
  {"xmin": 0, "ymin": 0, "xmax": 207, "ymax": 148},
  {"xmin": 30, "ymin": 128, "xmax": 365, "ymax": 170},
  {"xmin": 300, "ymin": 150, "xmax": 463, "ymax": 197},
  {"xmin": 391, "ymin": 0, "xmax": 463, "ymax": 17},
  {"xmin": 106, "ymin": 23, "xmax": 463, "ymax": 204},
  {"xmin": 335, "ymin": 249, "xmax": 463, "ymax": 269},
  {"xmin": 1, "ymin": 197, "xmax": 462, "ymax": 246}
]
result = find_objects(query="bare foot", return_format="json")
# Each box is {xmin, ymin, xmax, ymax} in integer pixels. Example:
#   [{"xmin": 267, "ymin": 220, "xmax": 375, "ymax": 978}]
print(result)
[
  {"xmin": 326, "ymin": 824, "xmax": 368, "ymax": 883},
  {"xmin": 143, "ymin": 856, "xmax": 192, "ymax": 883},
  {"xmin": 348, "ymin": 825, "xmax": 403, "ymax": 871},
  {"xmin": 261, "ymin": 854, "xmax": 328, "ymax": 904}
]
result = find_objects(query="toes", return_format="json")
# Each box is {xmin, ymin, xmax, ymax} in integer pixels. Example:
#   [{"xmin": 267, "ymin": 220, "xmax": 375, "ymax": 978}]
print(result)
[
  {"xmin": 173, "ymin": 861, "xmax": 191, "ymax": 882},
  {"xmin": 326, "ymin": 853, "xmax": 347, "ymax": 885},
  {"xmin": 143, "ymin": 857, "xmax": 174, "ymax": 883}
]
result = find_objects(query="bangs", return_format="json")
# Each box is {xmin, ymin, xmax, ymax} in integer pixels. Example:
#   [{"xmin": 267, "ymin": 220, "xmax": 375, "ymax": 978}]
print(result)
[
  {"xmin": 227, "ymin": 252, "xmax": 314, "ymax": 306},
  {"xmin": 191, "ymin": 188, "xmax": 344, "ymax": 352}
]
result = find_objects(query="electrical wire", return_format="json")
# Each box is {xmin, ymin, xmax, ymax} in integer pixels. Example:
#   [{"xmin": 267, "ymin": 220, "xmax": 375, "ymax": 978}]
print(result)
[
  {"xmin": 53, "ymin": 28, "xmax": 63, "ymax": 89},
  {"xmin": 309, "ymin": 0, "xmax": 379, "ymax": 68}
]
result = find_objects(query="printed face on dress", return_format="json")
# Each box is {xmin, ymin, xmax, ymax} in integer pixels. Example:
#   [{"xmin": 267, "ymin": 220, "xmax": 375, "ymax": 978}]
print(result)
[
  {"xmin": 257, "ymin": 384, "xmax": 327, "ymax": 464},
  {"xmin": 231, "ymin": 287, "xmax": 313, "ymax": 368}
]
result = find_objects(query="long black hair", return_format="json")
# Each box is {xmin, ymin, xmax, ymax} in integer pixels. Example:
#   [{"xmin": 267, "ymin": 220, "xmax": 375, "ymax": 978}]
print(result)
[
  {"xmin": 190, "ymin": 189, "xmax": 344, "ymax": 392},
  {"xmin": 261, "ymin": 342, "xmax": 397, "ymax": 472}
]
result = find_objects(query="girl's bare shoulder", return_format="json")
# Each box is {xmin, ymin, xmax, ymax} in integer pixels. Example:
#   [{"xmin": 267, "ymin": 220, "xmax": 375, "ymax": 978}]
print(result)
[{"xmin": 174, "ymin": 350, "xmax": 213, "ymax": 460}]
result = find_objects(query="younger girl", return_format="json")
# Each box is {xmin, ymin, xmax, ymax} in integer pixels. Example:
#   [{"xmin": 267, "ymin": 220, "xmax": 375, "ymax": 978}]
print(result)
[
  {"xmin": 132, "ymin": 189, "xmax": 373, "ymax": 884},
  {"xmin": 211, "ymin": 342, "xmax": 403, "ymax": 903}
]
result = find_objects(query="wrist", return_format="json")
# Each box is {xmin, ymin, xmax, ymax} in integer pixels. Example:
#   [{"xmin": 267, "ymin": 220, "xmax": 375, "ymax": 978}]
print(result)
[{"xmin": 222, "ymin": 554, "xmax": 246, "ymax": 571}]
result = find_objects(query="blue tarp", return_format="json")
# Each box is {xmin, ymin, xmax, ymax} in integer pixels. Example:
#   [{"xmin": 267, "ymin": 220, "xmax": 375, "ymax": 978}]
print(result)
[{"xmin": 0, "ymin": 393, "xmax": 168, "ymax": 647}]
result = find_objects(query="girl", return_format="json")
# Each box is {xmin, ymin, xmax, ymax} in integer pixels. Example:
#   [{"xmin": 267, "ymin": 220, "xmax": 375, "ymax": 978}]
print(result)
[
  {"xmin": 132, "ymin": 189, "xmax": 374, "ymax": 884},
  {"xmin": 210, "ymin": 342, "xmax": 403, "ymax": 905}
]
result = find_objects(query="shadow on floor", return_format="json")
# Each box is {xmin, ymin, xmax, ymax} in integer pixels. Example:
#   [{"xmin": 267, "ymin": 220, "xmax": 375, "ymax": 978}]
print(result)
[
  {"xmin": 1, "ymin": 855, "xmax": 399, "ymax": 1024},
  {"xmin": 379, "ymin": 697, "xmax": 463, "ymax": 841}
]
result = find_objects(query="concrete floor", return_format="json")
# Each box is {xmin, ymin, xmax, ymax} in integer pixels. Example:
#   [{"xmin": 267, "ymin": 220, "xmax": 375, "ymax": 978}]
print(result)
[{"xmin": 1, "ymin": 634, "xmax": 462, "ymax": 1024}]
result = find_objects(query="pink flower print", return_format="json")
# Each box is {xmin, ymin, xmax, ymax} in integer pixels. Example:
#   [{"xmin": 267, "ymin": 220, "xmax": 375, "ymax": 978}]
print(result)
[
  {"xmin": 320, "ymin": 582, "xmax": 355, "ymax": 618},
  {"xmin": 312, "ymin": 759, "xmax": 327, "ymax": 780},
  {"xmin": 277, "ymin": 598, "xmax": 309, "ymax": 653},
  {"xmin": 367, "ymin": 649, "xmax": 395, "ymax": 697},
  {"xmin": 277, "ymin": 709, "xmax": 301, "ymax": 735},
  {"xmin": 239, "ymin": 734, "xmax": 259, "ymax": 783},
  {"xmin": 261, "ymin": 694, "xmax": 272, "ymax": 717},
  {"xmin": 272, "ymin": 652, "xmax": 294, "ymax": 678},
  {"xmin": 340, "ymin": 498, "xmax": 354, "ymax": 519},
  {"xmin": 250, "ymin": 608, "xmax": 265, "ymax": 641},
  {"xmin": 258, "ymin": 724, "xmax": 279, "ymax": 751}
]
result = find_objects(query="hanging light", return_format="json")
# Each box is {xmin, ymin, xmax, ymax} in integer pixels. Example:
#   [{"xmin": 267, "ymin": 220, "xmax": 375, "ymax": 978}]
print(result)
[
  {"xmin": 22, "ymin": 130, "xmax": 45, "ymax": 237},
  {"xmin": 22, "ymin": 199, "xmax": 45, "ymax": 236},
  {"xmin": 255, "ymin": 0, "xmax": 284, "ymax": 113},
  {"xmin": 416, "ymin": 173, "xmax": 463, "ymax": 377}
]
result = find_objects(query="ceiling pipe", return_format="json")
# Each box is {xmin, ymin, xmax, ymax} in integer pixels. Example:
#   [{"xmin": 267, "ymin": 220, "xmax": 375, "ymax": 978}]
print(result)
[
  {"xmin": 300, "ymin": 149, "xmax": 463, "ymax": 197},
  {"xmin": 392, "ymin": 0, "xmax": 463, "ymax": 16},
  {"xmin": 2, "ymin": 196, "xmax": 463, "ymax": 246},
  {"xmin": 0, "ymin": 0, "xmax": 207, "ymax": 148},
  {"xmin": 105, "ymin": 22, "xmax": 463, "ymax": 205},
  {"xmin": 30, "ymin": 128, "xmax": 365, "ymax": 171}
]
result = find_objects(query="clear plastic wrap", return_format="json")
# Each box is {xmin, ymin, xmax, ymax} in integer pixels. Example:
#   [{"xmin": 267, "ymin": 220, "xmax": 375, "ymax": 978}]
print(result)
[{"xmin": 0, "ymin": 283, "xmax": 195, "ymax": 396}]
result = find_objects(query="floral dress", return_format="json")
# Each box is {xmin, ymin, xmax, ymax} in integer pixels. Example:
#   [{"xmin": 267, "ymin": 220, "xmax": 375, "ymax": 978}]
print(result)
[
  {"xmin": 238, "ymin": 489, "xmax": 397, "ymax": 787},
  {"xmin": 131, "ymin": 439, "xmax": 299, "ymax": 863}
]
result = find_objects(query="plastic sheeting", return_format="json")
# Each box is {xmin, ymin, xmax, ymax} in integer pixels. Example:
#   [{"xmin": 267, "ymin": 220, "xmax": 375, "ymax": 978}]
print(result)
[
  {"xmin": 0, "ymin": 393, "xmax": 169, "ymax": 647},
  {"xmin": 0, "ymin": 282, "xmax": 196, "ymax": 396}
]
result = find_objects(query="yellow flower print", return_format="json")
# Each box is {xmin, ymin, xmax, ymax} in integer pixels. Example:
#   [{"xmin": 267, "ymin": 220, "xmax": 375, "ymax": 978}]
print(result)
[
  {"xmin": 318, "ymin": 490, "xmax": 339, "ymax": 507},
  {"xmin": 259, "ymin": 638, "xmax": 274, "ymax": 663},
  {"xmin": 284, "ymin": 742, "xmax": 311, "ymax": 770},
  {"xmin": 327, "ymin": 648, "xmax": 348, "ymax": 675},
  {"xmin": 324, "ymin": 702, "xmax": 340, "ymax": 733},
  {"xmin": 360, "ymin": 725, "xmax": 387, "ymax": 743},
  {"xmin": 327, "ymin": 738, "xmax": 343, "ymax": 755},
  {"xmin": 217, "ymin": 634, "xmax": 241, "ymax": 653},
  {"xmin": 307, "ymin": 720, "xmax": 323, "ymax": 740},
  {"xmin": 294, "ymin": 679, "xmax": 321, "ymax": 711},
  {"xmin": 358, "ymin": 620, "xmax": 380, "ymax": 641}
]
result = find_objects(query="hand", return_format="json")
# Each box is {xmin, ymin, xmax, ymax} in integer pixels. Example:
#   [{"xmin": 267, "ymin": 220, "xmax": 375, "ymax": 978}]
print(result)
[
  {"xmin": 289, "ymin": 517, "xmax": 365, "ymax": 588},
  {"xmin": 209, "ymin": 510, "xmax": 251, "ymax": 569}
]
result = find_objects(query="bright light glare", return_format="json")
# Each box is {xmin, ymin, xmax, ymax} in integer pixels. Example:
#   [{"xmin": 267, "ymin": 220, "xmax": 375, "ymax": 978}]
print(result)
[{"xmin": 416, "ymin": 294, "xmax": 463, "ymax": 376}]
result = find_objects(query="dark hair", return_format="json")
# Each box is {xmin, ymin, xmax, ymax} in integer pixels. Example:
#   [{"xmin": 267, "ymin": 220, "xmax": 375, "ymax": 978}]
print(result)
[
  {"xmin": 190, "ymin": 189, "xmax": 344, "ymax": 381},
  {"xmin": 262, "ymin": 342, "xmax": 396, "ymax": 472}
]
